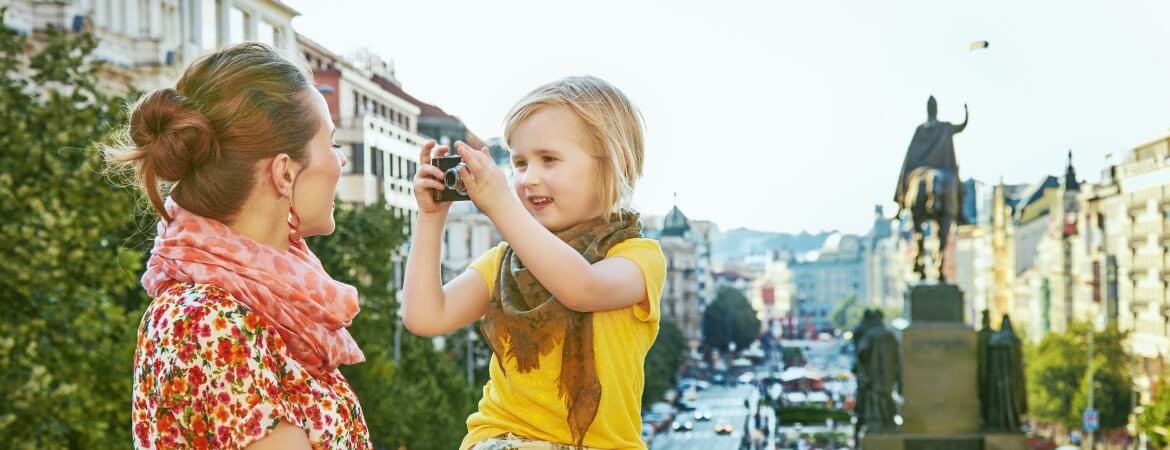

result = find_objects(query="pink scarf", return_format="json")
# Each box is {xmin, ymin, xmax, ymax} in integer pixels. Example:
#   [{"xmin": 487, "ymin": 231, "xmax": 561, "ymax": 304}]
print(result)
[{"xmin": 142, "ymin": 198, "xmax": 364, "ymax": 376}]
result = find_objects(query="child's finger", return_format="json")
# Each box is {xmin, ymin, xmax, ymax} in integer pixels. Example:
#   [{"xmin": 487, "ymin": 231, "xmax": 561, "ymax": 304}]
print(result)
[
  {"xmin": 457, "ymin": 141, "xmax": 484, "ymax": 172},
  {"xmin": 419, "ymin": 140, "xmax": 436, "ymax": 165},
  {"xmin": 459, "ymin": 164, "xmax": 477, "ymax": 190},
  {"xmin": 420, "ymin": 165, "xmax": 445, "ymax": 181}
]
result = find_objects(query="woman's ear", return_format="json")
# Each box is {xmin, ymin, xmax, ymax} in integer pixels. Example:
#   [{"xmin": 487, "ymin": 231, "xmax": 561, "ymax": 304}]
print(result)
[{"xmin": 269, "ymin": 153, "xmax": 300, "ymax": 198}]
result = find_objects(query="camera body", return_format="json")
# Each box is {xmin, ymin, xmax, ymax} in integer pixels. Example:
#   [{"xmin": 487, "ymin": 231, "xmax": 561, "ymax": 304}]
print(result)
[{"xmin": 432, "ymin": 155, "xmax": 470, "ymax": 202}]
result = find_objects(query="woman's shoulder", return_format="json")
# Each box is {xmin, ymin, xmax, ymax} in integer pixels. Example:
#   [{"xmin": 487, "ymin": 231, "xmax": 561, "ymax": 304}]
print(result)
[{"xmin": 138, "ymin": 282, "xmax": 276, "ymax": 356}]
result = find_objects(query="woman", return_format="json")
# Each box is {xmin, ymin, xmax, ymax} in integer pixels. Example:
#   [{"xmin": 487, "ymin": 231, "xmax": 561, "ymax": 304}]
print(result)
[{"xmin": 106, "ymin": 43, "xmax": 370, "ymax": 449}]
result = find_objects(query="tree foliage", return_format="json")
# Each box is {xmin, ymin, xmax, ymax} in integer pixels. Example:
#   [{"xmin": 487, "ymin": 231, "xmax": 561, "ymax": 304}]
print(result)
[
  {"xmin": 702, "ymin": 286, "xmax": 762, "ymax": 353},
  {"xmin": 1025, "ymin": 322, "xmax": 1132, "ymax": 432},
  {"xmin": 311, "ymin": 203, "xmax": 477, "ymax": 449},
  {"xmin": 0, "ymin": 14, "xmax": 152, "ymax": 449}
]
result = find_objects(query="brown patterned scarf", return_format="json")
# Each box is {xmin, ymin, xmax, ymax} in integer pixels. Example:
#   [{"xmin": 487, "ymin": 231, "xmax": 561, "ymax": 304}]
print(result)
[{"xmin": 480, "ymin": 210, "xmax": 642, "ymax": 448}]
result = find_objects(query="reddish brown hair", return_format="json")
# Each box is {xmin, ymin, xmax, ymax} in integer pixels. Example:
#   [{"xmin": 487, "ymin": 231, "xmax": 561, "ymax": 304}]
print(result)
[{"xmin": 105, "ymin": 43, "xmax": 319, "ymax": 223}]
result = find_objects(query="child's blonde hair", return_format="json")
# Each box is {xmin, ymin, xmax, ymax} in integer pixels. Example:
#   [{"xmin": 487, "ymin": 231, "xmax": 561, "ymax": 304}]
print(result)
[{"xmin": 503, "ymin": 76, "xmax": 645, "ymax": 217}]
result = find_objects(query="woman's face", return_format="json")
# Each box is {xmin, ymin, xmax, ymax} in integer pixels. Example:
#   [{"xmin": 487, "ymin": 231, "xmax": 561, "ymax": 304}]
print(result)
[{"xmin": 292, "ymin": 89, "xmax": 347, "ymax": 237}]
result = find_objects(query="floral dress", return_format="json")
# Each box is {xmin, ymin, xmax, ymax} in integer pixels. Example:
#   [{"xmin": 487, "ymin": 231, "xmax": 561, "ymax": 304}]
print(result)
[{"xmin": 131, "ymin": 283, "xmax": 371, "ymax": 449}]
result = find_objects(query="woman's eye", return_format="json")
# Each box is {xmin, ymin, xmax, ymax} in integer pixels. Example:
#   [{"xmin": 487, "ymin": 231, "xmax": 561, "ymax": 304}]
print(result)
[{"xmin": 331, "ymin": 143, "xmax": 342, "ymax": 149}]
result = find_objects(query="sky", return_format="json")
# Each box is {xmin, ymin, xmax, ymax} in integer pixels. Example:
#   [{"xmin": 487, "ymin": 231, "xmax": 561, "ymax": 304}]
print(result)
[{"xmin": 284, "ymin": 0, "xmax": 1170, "ymax": 235}]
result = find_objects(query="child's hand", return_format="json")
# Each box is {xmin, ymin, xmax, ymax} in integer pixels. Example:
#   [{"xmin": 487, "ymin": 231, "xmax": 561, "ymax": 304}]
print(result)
[
  {"xmin": 413, "ymin": 141, "xmax": 454, "ymax": 216},
  {"xmin": 455, "ymin": 141, "xmax": 515, "ymax": 217}
]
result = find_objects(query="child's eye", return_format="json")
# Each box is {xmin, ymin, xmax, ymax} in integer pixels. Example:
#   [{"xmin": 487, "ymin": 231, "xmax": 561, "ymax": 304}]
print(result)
[
  {"xmin": 541, "ymin": 156, "xmax": 556, "ymax": 163},
  {"xmin": 514, "ymin": 160, "xmax": 527, "ymax": 168}
]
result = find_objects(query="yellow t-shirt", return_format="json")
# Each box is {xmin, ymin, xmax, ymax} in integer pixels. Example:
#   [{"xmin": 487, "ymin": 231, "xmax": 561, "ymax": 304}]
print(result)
[{"xmin": 460, "ymin": 238, "xmax": 666, "ymax": 450}]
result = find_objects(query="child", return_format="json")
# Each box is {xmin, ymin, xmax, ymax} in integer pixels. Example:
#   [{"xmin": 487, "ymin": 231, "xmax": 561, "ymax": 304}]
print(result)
[{"xmin": 402, "ymin": 76, "xmax": 666, "ymax": 450}]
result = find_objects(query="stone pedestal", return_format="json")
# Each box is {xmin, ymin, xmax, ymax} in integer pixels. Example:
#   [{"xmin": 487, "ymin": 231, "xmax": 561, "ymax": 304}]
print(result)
[
  {"xmin": 862, "ymin": 434, "xmax": 906, "ymax": 450},
  {"xmin": 900, "ymin": 323, "xmax": 980, "ymax": 434},
  {"xmin": 905, "ymin": 283, "xmax": 965, "ymax": 323},
  {"xmin": 863, "ymin": 434, "xmax": 985, "ymax": 450},
  {"xmin": 982, "ymin": 433, "xmax": 1027, "ymax": 450}
]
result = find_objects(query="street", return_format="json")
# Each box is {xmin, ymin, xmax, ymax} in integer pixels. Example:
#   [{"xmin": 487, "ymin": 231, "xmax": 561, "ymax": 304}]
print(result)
[{"xmin": 650, "ymin": 385, "xmax": 765, "ymax": 450}]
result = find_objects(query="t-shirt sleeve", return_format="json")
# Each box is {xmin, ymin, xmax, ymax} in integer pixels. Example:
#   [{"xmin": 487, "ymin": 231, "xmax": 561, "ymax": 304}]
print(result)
[
  {"xmin": 607, "ymin": 238, "xmax": 666, "ymax": 323},
  {"xmin": 468, "ymin": 243, "xmax": 507, "ymax": 292},
  {"xmin": 136, "ymin": 294, "xmax": 291, "ymax": 449}
]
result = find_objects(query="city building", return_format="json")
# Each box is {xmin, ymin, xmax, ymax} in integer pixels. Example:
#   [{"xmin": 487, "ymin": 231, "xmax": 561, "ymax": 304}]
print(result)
[
  {"xmin": 790, "ymin": 232, "xmax": 866, "ymax": 333},
  {"xmin": 5, "ymin": 0, "xmax": 299, "ymax": 91}
]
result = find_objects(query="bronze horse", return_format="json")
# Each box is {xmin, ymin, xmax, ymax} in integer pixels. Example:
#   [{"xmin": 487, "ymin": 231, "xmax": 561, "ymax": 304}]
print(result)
[{"xmin": 900, "ymin": 166, "xmax": 961, "ymax": 281}]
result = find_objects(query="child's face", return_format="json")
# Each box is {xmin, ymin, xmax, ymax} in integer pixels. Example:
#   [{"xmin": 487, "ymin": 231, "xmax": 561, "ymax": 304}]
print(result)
[{"xmin": 509, "ymin": 105, "xmax": 605, "ymax": 232}]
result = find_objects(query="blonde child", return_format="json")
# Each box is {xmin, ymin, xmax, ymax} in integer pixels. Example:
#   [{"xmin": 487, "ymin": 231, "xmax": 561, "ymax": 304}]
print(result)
[{"xmin": 402, "ymin": 76, "xmax": 666, "ymax": 449}]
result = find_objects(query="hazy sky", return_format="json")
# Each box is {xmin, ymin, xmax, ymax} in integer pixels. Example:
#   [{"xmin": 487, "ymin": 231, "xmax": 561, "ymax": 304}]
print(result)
[{"xmin": 285, "ymin": 0, "xmax": 1170, "ymax": 235}]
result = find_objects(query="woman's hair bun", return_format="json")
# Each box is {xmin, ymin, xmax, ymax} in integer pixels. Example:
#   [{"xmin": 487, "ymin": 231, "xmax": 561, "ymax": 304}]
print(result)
[{"xmin": 128, "ymin": 88, "xmax": 219, "ymax": 182}]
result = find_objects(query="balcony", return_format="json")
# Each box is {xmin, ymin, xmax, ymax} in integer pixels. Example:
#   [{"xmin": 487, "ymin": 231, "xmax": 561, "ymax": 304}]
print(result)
[
  {"xmin": 1135, "ymin": 286, "xmax": 1164, "ymax": 304},
  {"xmin": 1133, "ymin": 220, "xmax": 1164, "ymax": 238},
  {"xmin": 1134, "ymin": 253, "xmax": 1164, "ymax": 271}
]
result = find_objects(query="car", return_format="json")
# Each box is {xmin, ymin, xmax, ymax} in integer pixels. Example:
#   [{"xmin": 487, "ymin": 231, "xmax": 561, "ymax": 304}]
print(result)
[
  {"xmin": 640, "ymin": 423, "xmax": 655, "ymax": 442},
  {"xmin": 693, "ymin": 410, "xmax": 713, "ymax": 421},
  {"xmin": 714, "ymin": 422, "xmax": 734, "ymax": 435},
  {"xmin": 671, "ymin": 420, "xmax": 694, "ymax": 432}
]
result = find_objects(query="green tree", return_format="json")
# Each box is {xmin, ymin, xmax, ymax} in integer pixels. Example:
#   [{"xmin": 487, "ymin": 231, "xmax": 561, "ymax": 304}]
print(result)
[
  {"xmin": 309, "ymin": 203, "xmax": 476, "ymax": 450},
  {"xmin": 643, "ymin": 319, "xmax": 686, "ymax": 405},
  {"xmin": 1026, "ymin": 322, "xmax": 1132, "ymax": 432},
  {"xmin": 0, "ymin": 12, "xmax": 153, "ymax": 449},
  {"xmin": 829, "ymin": 294, "xmax": 862, "ymax": 332},
  {"xmin": 702, "ymin": 286, "xmax": 762, "ymax": 353},
  {"xmin": 1138, "ymin": 376, "xmax": 1170, "ymax": 448}
]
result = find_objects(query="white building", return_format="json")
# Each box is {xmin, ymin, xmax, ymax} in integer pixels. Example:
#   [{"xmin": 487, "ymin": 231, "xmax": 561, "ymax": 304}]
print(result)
[
  {"xmin": 3, "ymin": 0, "xmax": 299, "ymax": 91},
  {"xmin": 790, "ymin": 233, "xmax": 866, "ymax": 334},
  {"xmin": 862, "ymin": 205, "xmax": 908, "ymax": 312},
  {"xmin": 298, "ymin": 34, "xmax": 425, "ymax": 227}
]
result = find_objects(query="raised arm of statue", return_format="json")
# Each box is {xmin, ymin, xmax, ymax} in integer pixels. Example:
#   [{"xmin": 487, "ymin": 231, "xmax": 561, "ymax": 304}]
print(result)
[{"xmin": 954, "ymin": 104, "xmax": 969, "ymax": 133}]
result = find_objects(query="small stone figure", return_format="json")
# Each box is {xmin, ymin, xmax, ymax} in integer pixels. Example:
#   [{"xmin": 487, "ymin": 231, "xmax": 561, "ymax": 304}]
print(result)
[
  {"xmin": 984, "ymin": 315, "xmax": 1028, "ymax": 432},
  {"xmin": 854, "ymin": 310, "xmax": 900, "ymax": 435}
]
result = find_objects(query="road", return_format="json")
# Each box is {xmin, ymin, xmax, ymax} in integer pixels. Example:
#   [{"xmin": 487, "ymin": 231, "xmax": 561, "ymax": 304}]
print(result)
[{"xmin": 650, "ymin": 385, "xmax": 777, "ymax": 450}]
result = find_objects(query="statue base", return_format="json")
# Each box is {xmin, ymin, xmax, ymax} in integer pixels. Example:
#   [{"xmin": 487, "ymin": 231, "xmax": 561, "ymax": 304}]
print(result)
[
  {"xmin": 901, "ymin": 323, "xmax": 980, "ymax": 434},
  {"xmin": 983, "ymin": 433, "xmax": 1027, "ymax": 450},
  {"xmin": 863, "ymin": 433, "xmax": 985, "ymax": 450},
  {"xmin": 905, "ymin": 283, "xmax": 965, "ymax": 323}
]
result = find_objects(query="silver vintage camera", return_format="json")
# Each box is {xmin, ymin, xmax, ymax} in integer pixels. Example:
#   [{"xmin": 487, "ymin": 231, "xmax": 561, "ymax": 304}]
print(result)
[{"xmin": 431, "ymin": 155, "xmax": 470, "ymax": 202}]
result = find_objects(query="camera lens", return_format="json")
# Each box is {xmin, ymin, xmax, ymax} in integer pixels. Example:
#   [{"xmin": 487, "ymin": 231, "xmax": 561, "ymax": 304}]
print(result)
[{"xmin": 444, "ymin": 163, "xmax": 467, "ymax": 194}]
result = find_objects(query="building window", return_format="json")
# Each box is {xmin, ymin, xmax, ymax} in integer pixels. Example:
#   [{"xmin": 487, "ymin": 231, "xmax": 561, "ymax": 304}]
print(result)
[
  {"xmin": 372, "ymin": 148, "xmax": 384, "ymax": 177},
  {"xmin": 351, "ymin": 144, "xmax": 364, "ymax": 175},
  {"xmin": 200, "ymin": 0, "xmax": 218, "ymax": 49},
  {"xmin": 229, "ymin": 7, "xmax": 246, "ymax": 44},
  {"xmin": 257, "ymin": 20, "xmax": 275, "ymax": 46},
  {"xmin": 139, "ymin": 0, "xmax": 151, "ymax": 36}
]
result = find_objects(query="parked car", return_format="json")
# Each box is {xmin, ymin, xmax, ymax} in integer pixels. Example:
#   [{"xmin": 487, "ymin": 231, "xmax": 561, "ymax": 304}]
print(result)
[{"xmin": 640, "ymin": 423, "xmax": 655, "ymax": 442}]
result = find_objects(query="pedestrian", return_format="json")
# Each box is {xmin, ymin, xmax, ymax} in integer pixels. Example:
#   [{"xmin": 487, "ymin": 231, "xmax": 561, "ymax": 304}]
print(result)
[
  {"xmin": 402, "ymin": 77, "xmax": 665, "ymax": 450},
  {"xmin": 108, "ymin": 43, "xmax": 372, "ymax": 448}
]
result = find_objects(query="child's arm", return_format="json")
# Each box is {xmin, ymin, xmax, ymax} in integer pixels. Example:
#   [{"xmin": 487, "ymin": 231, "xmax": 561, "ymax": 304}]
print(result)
[
  {"xmin": 401, "ymin": 142, "xmax": 491, "ymax": 337},
  {"xmin": 455, "ymin": 142, "xmax": 648, "ymax": 314}
]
